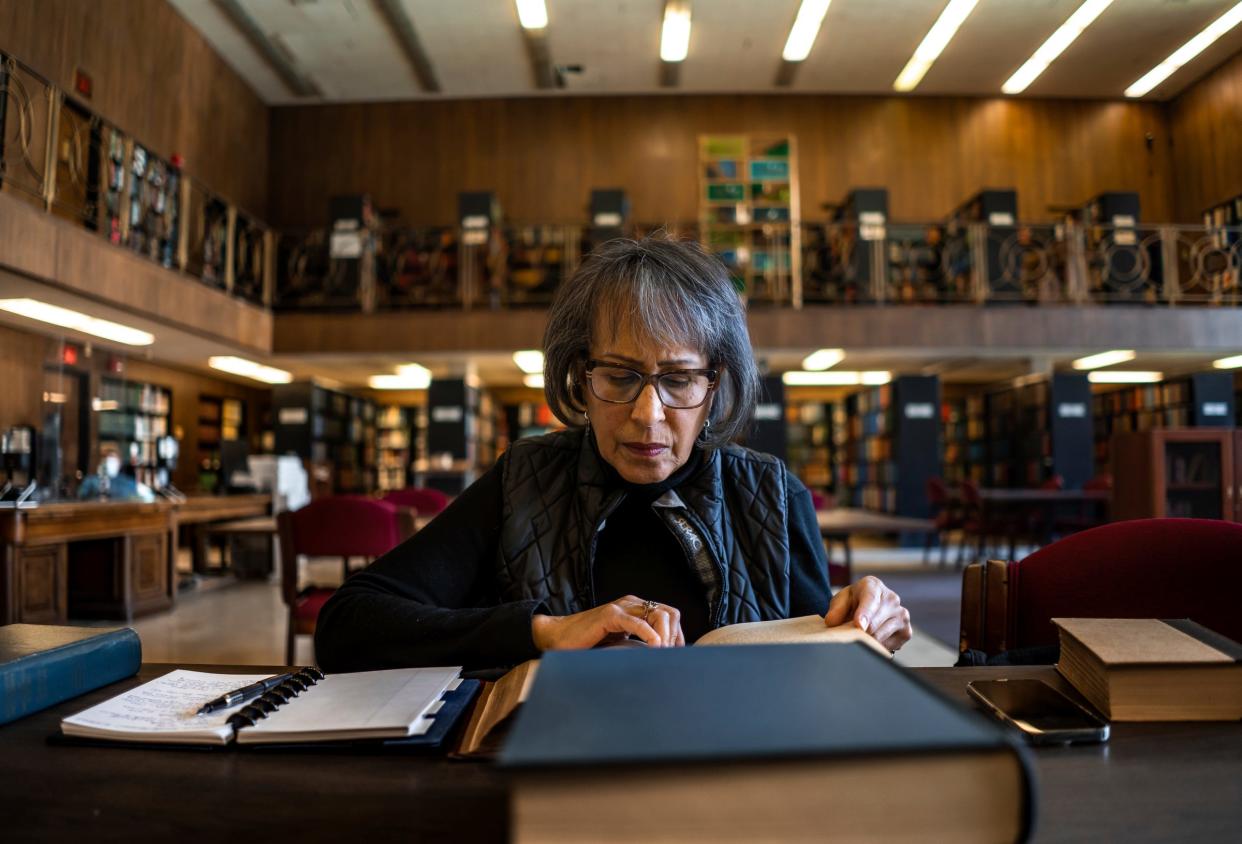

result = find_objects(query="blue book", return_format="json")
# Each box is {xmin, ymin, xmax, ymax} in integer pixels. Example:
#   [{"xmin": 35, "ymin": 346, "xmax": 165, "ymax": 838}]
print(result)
[
  {"xmin": 0, "ymin": 624, "xmax": 141, "ymax": 726},
  {"xmin": 501, "ymin": 643, "xmax": 1036, "ymax": 843}
]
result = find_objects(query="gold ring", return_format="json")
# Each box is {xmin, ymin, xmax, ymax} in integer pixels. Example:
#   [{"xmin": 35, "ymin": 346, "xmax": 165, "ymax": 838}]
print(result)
[{"xmin": 641, "ymin": 599, "xmax": 658, "ymax": 623}]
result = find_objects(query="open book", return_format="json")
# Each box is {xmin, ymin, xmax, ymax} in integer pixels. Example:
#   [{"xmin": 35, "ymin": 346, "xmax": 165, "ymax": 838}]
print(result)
[
  {"xmin": 62, "ymin": 666, "xmax": 463, "ymax": 746},
  {"xmin": 455, "ymin": 616, "xmax": 886, "ymax": 757}
]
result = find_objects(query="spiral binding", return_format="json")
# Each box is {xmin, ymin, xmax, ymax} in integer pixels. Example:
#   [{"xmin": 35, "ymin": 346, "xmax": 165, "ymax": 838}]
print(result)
[{"xmin": 225, "ymin": 667, "xmax": 324, "ymax": 731}]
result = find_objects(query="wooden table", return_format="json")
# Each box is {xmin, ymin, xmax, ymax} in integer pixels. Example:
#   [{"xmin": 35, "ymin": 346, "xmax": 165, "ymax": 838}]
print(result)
[
  {"xmin": 816, "ymin": 508, "xmax": 937, "ymax": 584},
  {"xmin": 201, "ymin": 517, "xmax": 278, "ymax": 579},
  {"xmin": 974, "ymin": 488, "xmax": 1111, "ymax": 560},
  {"xmin": 0, "ymin": 501, "xmax": 175, "ymax": 625},
  {"xmin": 174, "ymin": 494, "xmax": 271, "ymax": 574},
  {"xmin": 0, "ymin": 663, "xmax": 1236, "ymax": 841}
]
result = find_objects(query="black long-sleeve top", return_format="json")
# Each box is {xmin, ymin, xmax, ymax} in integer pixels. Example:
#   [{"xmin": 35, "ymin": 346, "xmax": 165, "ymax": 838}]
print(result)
[{"xmin": 314, "ymin": 448, "xmax": 833, "ymax": 672}]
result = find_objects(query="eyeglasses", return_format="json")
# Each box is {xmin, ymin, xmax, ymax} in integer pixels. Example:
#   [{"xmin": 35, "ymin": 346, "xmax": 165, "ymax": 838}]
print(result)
[{"xmin": 584, "ymin": 359, "xmax": 718, "ymax": 409}]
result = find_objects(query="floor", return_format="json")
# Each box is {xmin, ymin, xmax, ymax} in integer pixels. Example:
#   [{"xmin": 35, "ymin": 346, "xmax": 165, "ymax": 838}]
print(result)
[{"xmin": 108, "ymin": 541, "xmax": 975, "ymax": 669}]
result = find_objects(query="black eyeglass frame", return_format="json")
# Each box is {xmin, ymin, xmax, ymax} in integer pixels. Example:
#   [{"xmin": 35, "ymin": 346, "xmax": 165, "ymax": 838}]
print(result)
[{"xmin": 583, "ymin": 359, "xmax": 719, "ymax": 409}]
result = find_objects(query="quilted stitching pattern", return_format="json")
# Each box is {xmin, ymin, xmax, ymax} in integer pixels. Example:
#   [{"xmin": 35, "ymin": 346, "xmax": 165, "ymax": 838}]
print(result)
[{"xmin": 497, "ymin": 429, "xmax": 791, "ymax": 625}]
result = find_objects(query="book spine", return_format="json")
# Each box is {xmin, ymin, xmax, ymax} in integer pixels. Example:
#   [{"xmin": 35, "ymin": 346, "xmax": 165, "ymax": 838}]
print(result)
[{"xmin": 0, "ymin": 629, "xmax": 142, "ymax": 726}]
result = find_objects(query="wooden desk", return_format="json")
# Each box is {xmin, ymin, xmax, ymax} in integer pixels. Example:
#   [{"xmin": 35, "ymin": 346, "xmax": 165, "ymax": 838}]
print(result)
[
  {"xmin": 816, "ymin": 508, "xmax": 937, "ymax": 584},
  {"xmin": 0, "ymin": 663, "xmax": 1237, "ymax": 841},
  {"xmin": 0, "ymin": 501, "xmax": 175, "ymax": 624},
  {"xmin": 174, "ymin": 494, "xmax": 271, "ymax": 573}
]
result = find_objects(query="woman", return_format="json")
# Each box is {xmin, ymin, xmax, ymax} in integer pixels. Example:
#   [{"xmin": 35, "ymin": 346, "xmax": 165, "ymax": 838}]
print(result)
[{"xmin": 315, "ymin": 237, "xmax": 911, "ymax": 672}]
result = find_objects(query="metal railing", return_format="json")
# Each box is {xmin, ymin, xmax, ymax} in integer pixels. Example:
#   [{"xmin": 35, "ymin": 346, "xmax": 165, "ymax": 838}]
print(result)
[
  {"xmin": 5, "ymin": 52, "xmax": 1240, "ymax": 315},
  {"xmin": 0, "ymin": 53, "xmax": 274, "ymax": 306}
]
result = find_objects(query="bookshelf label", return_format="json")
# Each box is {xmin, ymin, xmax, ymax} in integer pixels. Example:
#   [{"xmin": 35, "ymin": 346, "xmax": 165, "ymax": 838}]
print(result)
[
  {"xmin": 754, "ymin": 403, "xmax": 781, "ymax": 421},
  {"xmin": 904, "ymin": 403, "xmax": 934, "ymax": 419},
  {"xmin": 1202, "ymin": 402, "xmax": 1229, "ymax": 417},
  {"xmin": 1057, "ymin": 402, "xmax": 1087, "ymax": 418},
  {"xmin": 988, "ymin": 212, "xmax": 1014, "ymax": 226},
  {"xmin": 278, "ymin": 407, "xmax": 308, "ymax": 425},
  {"xmin": 329, "ymin": 231, "xmax": 363, "ymax": 259},
  {"xmin": 432, "ymin": 406, "xmax": 464, "ymax": 423}
]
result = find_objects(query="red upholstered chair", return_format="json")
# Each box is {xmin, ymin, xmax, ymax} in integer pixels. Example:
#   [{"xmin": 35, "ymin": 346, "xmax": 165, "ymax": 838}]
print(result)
[
  {"xmin": 277, "ymin": 496, "xmax": 416, "ymax": 664},
  {"xmin": 809, "ymin": 490, "xmax": 834, "ymax": 511},
  {"xmin": 382, "ymin": 487, "xmax": 451, "ymax": 518},
  {"xmin": 959, "ymin": 518, "xmax": 1242, "ymax": 658},
  {"xmin": 922, "ymin": 477, "xmax": 963, "ymax": 566}
]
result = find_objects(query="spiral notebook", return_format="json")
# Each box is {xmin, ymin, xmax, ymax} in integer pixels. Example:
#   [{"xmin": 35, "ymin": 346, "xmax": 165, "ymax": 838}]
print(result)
[{"xmin": 61, "ymin": 666, "xmax": 464, "ymax": 747}]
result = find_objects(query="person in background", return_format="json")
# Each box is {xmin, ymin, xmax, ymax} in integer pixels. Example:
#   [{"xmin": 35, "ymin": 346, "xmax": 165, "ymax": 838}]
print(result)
[
  {"xmin": 315, "ymin": 236, "xmax": 912, "ymax": 671},
  {"xmin": 77, "ymin": 445, "xmax": 155, "ymax": 503}
]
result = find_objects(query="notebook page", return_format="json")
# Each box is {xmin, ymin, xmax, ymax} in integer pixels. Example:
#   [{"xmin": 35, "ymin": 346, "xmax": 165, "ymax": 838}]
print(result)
[
  {"xmin": 62, "ymin": 669, "xmax": 271, "ymax": 744},
  {"xmin": 236, "ymin": 666, "xmax": 461, "ymax": 744}
]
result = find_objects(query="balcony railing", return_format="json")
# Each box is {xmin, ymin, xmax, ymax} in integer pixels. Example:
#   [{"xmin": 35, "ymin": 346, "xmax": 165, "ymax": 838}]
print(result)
[
  {"xmin": 4, "ymin": 52, "xmax": 1240, "ymax": 316},
  {"xmin": 0, "ymin": 53, "xmax": 272, "ymax": 308}
]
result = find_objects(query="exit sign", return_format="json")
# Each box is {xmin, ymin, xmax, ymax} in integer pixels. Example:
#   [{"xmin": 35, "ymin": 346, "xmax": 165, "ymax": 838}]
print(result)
[{"xmin": 74, "ymin": 68, "xmax": 92, "ymax": 99}]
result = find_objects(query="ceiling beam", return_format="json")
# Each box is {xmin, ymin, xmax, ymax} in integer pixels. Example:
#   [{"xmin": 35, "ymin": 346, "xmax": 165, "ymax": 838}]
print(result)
[
  {"xmin": 521, "ymin": 27, "xmax": 558, "ymax": 89},
  {"xmin": 372, "ymin": 0, "xmax": 441, "ymax": 94},
  {"xmin": 212, "ymin": 0, "xmax": 321, "ymax": 98}
]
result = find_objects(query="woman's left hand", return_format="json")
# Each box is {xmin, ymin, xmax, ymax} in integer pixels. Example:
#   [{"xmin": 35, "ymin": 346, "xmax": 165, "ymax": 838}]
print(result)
[{"xmin": 822, "ymin": 575, "xmax": 912, "ymax": 653}]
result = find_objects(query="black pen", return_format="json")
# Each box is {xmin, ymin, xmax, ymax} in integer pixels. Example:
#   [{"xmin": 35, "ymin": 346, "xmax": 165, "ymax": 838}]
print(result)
[{"xmin": 196, "ymin": 672, "xmax": 296, "ymax": 715}]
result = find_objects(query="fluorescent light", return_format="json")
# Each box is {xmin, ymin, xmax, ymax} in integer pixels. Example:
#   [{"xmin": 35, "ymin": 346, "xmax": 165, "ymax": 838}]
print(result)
[
  {"xmin": 208, "ymin": 356, "xmax": 293, "ymax": 385},
  {"xmin": 1126, "ymin": 2, "xmax": 1242, "ymax": 97},
  {"xmin": 1213, "ymin": 354, "xmax": 1242, "ymax": 369},
  {"xmin": 513, "ymin": 350, "xmax": 544, "ymax": 374},
  {"xmin": 782, "ymin": 370, "xmax": 891, "ymax": 386},
  {"xmin": 514, "ymin": 0, "xmax": 547, "ymax": 30},
  {"xmin": 661, "ymin": 1, "xmax": 691, "ymax": 62},
  {"xmin": 1071, "ymin": 349, "xmax": 1136, "ymax": 370},
  {"xmin": 1002, "ymin": 0, "xmax": 1114, "ymax": 95},
  {"xmin": 893, "ymin": 0, "xmax": 979, "ymax": 92},
  {"xmin": 801, "ymin": 348, "xmax": 845, "ymax": 371},
  {"xmin": 523, "ymin": 374, "xmax": 545, "ymax": 389},
  {"xmin": 1087, "ymin": 371, "xmax": 1163, "ymax": 384},
  {"xmin": 0, "ymin": 298, "xmax": 154, "ymax": 346},
  {"xmin": 370, "ymin": 363, "xmax": 432, "ymax": 390},
  {"xmin": 782, "ymin": 0, "xmax": 832, "ymax": 62}
]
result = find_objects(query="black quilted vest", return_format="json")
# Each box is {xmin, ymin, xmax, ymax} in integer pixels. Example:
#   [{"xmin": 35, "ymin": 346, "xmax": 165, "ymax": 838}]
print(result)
[{"xmin": 497, "ymin": 428, "xmax": 791, "ymax": 629}]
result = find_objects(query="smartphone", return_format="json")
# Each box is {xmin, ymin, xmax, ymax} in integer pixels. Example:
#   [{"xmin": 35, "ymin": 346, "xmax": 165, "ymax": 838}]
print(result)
[{"xmin": 967, "ymin": 678, "xmax": 1109, "ymax": 745}]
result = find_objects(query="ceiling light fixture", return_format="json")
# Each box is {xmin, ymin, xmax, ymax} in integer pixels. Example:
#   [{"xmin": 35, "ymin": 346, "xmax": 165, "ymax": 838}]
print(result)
[
  {"xmin": 782, "ymin": 0, "xmax": 832, "ymax": 62},
  {"xmin": 1125, "ymin": 2, "xmax": 1242, "ymax": 97},
  {"xmin": 1212, "ymin": 354, "xmax": 1242, "ymax": 369},
  {"xmin": 370, "ymin": 363, "xmax": 433, "ymax": 390},
  {"xmin": 801, "ymin": 348, "xmax": 845, "ymax": 371},
  {"xmin": 0, "ymin": 298, "xmax": 154, "ymax": 346},
  {"xmin": 1086, "ymin": 371, "xmax": 1163, "ymax": 384},
  {"xmin": 514, "ymin": 0, "xmax": 548, "ymax": 30},
  {"xmin": 1002, "ymin": 0, "xmax": 1114, "ymax": 95},
  {"xmin": 782, "ymin": 370, "xmax": 892, "ymax": 386},
  {"xmin": 523, "ymin": 374, "xmax": 546, "ymax": 389},
  {"xmin": 1071, "ymin": 349, "xmax": 1136, "ymax": 370},
  {"xmin": 661, "ymin": 1, "xmax": 692, "ymax": 63},
  {"xmin": 513, "ymin": 350, "xmax": 544, "ymax": 374},
  {"xmin": 893, "ymin": 0, "xmax": 979, "ymax": 92},
  {"xmin": 208, "ymin": 356, "xmax": 293, "ymax": 385}
]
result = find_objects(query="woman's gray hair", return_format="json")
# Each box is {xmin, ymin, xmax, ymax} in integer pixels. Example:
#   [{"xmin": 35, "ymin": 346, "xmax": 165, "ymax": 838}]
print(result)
[{"xmin": 542, "ymin": 235, "xmax": 760, "ymax": 449}]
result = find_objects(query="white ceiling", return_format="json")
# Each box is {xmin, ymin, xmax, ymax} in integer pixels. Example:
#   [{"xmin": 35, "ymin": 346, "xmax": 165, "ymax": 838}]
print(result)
[{"xmin": 168, "ymin": 0, "xmax": 1242, "ymax": 104}]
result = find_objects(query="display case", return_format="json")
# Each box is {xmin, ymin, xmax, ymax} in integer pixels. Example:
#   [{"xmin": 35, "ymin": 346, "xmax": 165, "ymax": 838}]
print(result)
[{"xmin": 1111, "ymin": 429, "xmax": 1239, "ymax": 521}]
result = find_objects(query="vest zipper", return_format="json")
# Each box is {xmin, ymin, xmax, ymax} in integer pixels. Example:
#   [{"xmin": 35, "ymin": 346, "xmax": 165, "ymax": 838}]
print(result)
[{"xmin": 586, "ymin": 493, "xmax": 625, "ymax": 608}]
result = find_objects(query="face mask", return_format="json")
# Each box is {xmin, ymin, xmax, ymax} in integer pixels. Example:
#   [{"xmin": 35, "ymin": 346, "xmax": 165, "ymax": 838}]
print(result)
[{"xmin": 104, "ymin": 456, "xmax": 121, "ymax": 478}]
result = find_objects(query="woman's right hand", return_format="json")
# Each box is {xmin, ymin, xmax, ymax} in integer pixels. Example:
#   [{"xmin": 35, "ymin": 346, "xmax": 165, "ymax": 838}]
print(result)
[{"xmin": 531, "ymin": 595, "xmax": 685, "ymax": 651}]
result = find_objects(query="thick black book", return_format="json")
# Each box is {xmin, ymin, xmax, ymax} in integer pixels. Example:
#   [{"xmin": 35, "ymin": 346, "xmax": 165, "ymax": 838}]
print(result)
[{"xmin": 501, "ymin": 643, "xmax": 1036, "ymax": 843}]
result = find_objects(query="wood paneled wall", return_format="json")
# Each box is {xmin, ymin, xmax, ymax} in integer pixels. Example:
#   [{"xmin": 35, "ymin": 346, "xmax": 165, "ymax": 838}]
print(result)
[
  {"xmin": 268, "ymin": 94, "xmax": 1174, "ymax": 228},
  {"xmin": 0, "ymin": 0, "xmax": 269, "ymax": 215},
  {"xmin": 1170, "ymin": 51, "xmax": 1242, "ymax": 222},
  {"xmin": 0, "ymin": 321, "xmax": 269, "ymax": 492}
]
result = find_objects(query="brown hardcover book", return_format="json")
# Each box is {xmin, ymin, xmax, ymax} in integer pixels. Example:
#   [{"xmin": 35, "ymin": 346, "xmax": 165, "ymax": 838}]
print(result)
[{"xmin": 1054, "ymin": 618, "xmax": 1242, "ymax": 721}]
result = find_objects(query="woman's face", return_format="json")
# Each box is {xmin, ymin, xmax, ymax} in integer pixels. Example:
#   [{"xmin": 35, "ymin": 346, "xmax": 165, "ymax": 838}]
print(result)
[{"xmin": 584, "ymin": 319, "xmax": 714, "ymax": 485}]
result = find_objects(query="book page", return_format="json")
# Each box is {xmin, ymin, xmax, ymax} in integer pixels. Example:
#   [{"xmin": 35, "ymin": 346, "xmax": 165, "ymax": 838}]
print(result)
[
  {"xmin": 62, "ymin": 669, "xmax": 271, "ymax": 744},
  {"xmin": 696, "ymin": 615, "xmax": 890, "ymax": 656},
  {"xmin": 236, "ymin": 666, "xmax": 461, "ymax": 744}
]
